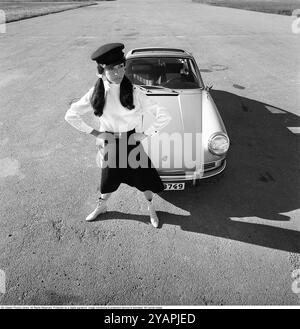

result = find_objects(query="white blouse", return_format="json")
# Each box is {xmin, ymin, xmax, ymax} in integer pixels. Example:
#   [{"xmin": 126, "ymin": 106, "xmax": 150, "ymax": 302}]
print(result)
[{"xmin": 64, "ymin": 78, "xmax": 172, "ymax": 137}]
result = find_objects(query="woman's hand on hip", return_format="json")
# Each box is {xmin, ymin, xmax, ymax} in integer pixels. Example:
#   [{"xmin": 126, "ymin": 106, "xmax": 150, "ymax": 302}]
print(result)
[
  {"xmin": 92, "ymin": 131, "xmax": 113, "ymax": 146},
  {"xmin": 132, "ymin": 132, "xmax": 147, "ymax": 142}
]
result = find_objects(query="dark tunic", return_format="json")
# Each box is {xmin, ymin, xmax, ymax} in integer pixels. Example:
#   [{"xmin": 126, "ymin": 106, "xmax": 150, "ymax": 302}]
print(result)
[{"xmin": 97, "ymin": 129, "xmax": 164, "ymax": 194}]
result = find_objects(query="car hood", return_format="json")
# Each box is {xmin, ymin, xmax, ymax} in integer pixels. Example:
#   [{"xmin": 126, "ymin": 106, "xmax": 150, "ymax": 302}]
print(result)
[{"xmin": 141, "ymin": 89, "xmax": 204, "ymax": 171}]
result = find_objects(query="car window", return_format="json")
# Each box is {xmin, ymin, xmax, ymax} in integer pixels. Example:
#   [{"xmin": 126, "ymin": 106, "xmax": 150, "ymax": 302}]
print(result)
[{"xmin": 125, "ymin": 57, "xmax": 201, "ymax": 89}]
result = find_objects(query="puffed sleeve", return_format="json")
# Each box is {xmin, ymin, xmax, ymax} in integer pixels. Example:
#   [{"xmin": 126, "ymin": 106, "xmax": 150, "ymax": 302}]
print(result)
[
  {"xmin": 136, "ymin": 88, "xmax": 172, "ymax": 137},
  {"xmin": 64, "ymin": 87, "xmax": 95, "ymax": 134}
]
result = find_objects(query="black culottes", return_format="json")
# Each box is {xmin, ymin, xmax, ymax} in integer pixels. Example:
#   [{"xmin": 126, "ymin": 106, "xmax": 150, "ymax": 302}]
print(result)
[{"xmin": 97, "ymin": 129, "xmax": 164, "ymax": 194}]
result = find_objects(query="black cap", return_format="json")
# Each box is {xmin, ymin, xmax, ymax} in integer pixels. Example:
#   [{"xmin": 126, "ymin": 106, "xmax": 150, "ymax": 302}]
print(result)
[{"xmin": 91, "ymin": 43, "xmax": 125, "ymax": 66}]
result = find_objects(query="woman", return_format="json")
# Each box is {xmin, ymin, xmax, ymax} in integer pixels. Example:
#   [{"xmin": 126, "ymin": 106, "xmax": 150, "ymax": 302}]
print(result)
[{"xmin": 64, "ymin": 43, "xmax": 171, "ymax": 228}]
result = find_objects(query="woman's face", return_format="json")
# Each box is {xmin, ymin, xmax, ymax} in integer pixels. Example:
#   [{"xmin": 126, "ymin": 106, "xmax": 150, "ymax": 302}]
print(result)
[{"xmin": 103, "ymin": 62, "xmax": 126, "ymax": 84}]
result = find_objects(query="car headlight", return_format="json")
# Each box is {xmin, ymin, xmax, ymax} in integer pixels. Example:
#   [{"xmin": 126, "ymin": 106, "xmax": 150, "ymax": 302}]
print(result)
[{"xmin": 208, "ymin": 133, "xmax": 230, "ymax": 155}]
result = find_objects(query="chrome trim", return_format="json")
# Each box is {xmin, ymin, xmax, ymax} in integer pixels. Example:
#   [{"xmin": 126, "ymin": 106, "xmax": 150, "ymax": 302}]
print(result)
[
  {"xmin": 159, "ymin": 160, "xmax": 226, "ymax": 182},
  {"xmin": 131, "ymin": 47, "xmax": 186, "ymax": 54}
]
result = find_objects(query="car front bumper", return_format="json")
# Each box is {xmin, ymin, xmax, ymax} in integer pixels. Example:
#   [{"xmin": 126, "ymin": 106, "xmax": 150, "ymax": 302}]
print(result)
[{"xmin": 159, "ymin": 159, "xmax": 226, "ymax": 183}]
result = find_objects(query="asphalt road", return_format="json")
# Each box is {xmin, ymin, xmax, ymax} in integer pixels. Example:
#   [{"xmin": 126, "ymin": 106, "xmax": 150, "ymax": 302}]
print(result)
[{"xmin": 0, "ymin": 0, "xmax": 299, "ymax": 305}]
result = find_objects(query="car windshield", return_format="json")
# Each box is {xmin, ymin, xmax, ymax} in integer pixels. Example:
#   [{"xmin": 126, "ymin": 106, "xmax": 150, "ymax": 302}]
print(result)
[{"xmin": 125, "ymin": 57, "xmax": 201, "ymax": 89}]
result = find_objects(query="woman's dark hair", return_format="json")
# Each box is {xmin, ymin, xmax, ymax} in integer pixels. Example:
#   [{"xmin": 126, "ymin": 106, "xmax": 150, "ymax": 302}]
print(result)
[{"xmin": 90, "ymin": 63, "xmax": 135, "ymax": 117}]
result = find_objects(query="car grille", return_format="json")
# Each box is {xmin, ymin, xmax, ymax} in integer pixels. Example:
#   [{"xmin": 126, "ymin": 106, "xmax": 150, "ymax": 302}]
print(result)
[
  {"xmin": 205, "ymin": 159, "xmax": 226, "ymax": 171},
  {"xmin": 159, "ymin": 159, "xmax": 225, "ymax": 175},
  {"xmin": 204, "ymin": 162, "xmax": 215, "ymax": 170},
  {"xmin": 161, "ymin": 171, "xmax": 186, "ymax": 176}
]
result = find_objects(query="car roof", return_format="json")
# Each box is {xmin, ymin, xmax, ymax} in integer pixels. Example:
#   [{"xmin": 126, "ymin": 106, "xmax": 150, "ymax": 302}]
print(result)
[{"xmin": 126, "ymin": 47, "xmax": 194, "ymax": 59}]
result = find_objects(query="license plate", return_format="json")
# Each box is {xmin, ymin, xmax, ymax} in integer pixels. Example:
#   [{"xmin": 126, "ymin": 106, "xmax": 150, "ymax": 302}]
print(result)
[{"xmin": 163, "ymin": 183, "xmax": 185, "ymax": 190}]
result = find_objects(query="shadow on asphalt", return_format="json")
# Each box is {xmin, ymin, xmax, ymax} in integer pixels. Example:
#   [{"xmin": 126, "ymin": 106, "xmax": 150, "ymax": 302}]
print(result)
[
  {"xmin": 98, "ymin": 90, "xmax": 300, "ymax": 253},
  {"xmin": 160, "ymin": 90, "xmax": 300, "ymax": 253}
]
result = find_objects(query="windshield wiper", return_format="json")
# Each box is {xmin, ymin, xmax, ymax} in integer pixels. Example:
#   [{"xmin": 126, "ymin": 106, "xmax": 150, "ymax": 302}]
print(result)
[{"xmin": 139, "ymin": 85, "xmax": 179, "ymax": 94}]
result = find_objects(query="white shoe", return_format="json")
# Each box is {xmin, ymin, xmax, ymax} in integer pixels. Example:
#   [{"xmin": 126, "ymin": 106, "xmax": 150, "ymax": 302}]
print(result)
[
  {"xmin": 148, "ymin": 200, "xmax": 159, "ymax": 228},
  {"xmin": 85, "ymin": 198, "xmax": 108, "ymax": 222}
]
